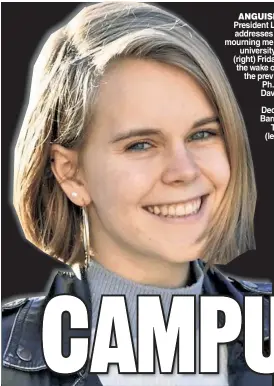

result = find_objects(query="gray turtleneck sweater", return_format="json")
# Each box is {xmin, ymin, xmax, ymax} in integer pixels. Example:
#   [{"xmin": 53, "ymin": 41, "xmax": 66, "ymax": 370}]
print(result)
[{"xmin": 86, "ymin": 259, "xmax": 228, "ymax": 386}]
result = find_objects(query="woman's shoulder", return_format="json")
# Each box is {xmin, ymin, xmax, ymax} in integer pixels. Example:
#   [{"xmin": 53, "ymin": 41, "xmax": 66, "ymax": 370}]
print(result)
[
  {"xmin": 198, "ymin": 260, "xmax": 272, "ymax": 296},
  {"xmin": 2, "ymin": 296, "xmax": 46, "ymax": 365},
  {"xmin": 2, "ymin": 296, "xmax": 59, "ymax": 386},
  {"xmin": 2, "ymin": 295, "xmax": 45, "ymax": 322},
  {"xmin": 2, "ymin": 270, "xmax": 77, "ymax": 377},
  {"xmin": 227, "ymin": 276, "xmax": 272, "ymax": 295}
]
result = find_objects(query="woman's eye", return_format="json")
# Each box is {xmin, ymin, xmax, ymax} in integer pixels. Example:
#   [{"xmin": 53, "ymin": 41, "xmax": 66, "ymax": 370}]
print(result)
[
  {"xmin": 189, "ymin": 130, "xmax": 217, "ymax": 141},
  {"xmin": 126, "ymin": 141, "xmax": 153, "ymax": 152}
]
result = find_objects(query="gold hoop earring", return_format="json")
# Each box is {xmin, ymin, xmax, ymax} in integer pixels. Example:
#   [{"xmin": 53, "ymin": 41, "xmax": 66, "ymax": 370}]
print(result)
[{"xmin": 82, "ymin": 206, "xmax": 91, "ymax": 268}]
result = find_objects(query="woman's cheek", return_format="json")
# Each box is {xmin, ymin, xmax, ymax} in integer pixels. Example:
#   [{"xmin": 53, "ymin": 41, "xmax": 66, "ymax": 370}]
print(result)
[{"xmin": 195, "ymin": 146, "xmax": 230, "ymax": 185}]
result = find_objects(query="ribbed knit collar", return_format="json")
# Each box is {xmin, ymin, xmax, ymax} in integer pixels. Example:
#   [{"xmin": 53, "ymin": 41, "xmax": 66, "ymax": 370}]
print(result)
[{"xmin": 86, "ymin": 259, "xmax": 204, "ymax": 335}]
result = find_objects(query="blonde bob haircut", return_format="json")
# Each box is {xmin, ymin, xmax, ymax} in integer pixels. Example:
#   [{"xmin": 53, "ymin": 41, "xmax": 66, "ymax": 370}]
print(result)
[{"xmin": 14, "ymin": 2, "xmax": 256, "ymax": 266}]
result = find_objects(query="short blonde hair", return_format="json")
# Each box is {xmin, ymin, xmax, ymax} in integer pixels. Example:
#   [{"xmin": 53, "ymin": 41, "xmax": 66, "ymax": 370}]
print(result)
[{"xmin": 14, "ymin": 2, "xmax": 256, "ymax": 266}]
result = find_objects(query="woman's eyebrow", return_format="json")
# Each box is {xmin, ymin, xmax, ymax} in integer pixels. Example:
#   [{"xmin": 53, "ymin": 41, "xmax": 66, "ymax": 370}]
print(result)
[
  {"xmin": 109, "ymin": 128, "xmax": 163, "ymax": 144},
  {"xmin": 192, "ymin": 116, "xmax": 220, "ymax": 129},
  {"xmin": 109, "ymin": 116, "xmax": 220, "ymax": 144}
]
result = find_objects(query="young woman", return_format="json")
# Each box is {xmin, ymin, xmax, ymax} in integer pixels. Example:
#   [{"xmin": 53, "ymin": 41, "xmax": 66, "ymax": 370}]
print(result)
[{"xmin": 2, "ymin": 2, "xmax": 271, "ymax": 386}]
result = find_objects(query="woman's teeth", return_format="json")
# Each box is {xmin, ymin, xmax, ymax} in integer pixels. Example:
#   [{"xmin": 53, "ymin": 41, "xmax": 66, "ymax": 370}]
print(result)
[{"xmin": 146, "ymin": 198, "xmax": 202, "ymax": 218}]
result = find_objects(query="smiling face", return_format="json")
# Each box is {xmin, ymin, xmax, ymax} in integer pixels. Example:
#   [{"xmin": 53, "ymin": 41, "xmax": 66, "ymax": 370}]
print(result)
[{"xmin": 78, "ymin": 58, "xmax": 230, "ymax": 281}]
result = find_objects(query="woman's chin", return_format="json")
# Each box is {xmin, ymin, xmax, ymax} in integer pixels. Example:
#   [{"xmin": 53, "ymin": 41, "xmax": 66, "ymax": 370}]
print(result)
[{"xmin": 155, "ymin": 245, "xmax": 204, "ymax": 265}]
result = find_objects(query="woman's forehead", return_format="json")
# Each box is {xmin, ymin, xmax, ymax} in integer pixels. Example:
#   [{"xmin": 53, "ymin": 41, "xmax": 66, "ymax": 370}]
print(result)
[{"xmin": 91, "ymin": 58, "xmax": 216, "ymax": 134}]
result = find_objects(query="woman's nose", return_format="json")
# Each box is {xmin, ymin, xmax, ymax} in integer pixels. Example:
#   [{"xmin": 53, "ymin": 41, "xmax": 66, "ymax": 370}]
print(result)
[{"xmin": 161, "ymin": 146, "xmax": 201, "ymax": 186}]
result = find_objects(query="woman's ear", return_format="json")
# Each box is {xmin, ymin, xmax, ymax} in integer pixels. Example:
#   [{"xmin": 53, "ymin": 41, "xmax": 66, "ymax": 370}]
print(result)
[{"xmin": 50, "ymin": 144, "xmax": 91, "ymax": 207}]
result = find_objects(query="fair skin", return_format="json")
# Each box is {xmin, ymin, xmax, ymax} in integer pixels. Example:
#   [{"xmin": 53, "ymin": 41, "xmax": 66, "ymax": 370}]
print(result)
[{"xmin": 51, "ymin": 58, "xmax": 230, "ymax": 288}]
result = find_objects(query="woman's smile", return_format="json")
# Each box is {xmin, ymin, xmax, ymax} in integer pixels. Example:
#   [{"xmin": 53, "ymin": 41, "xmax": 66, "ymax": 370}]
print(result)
[{"xmin": 142, "ymin": 194, "xmax": 209, "ymax": 224}]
